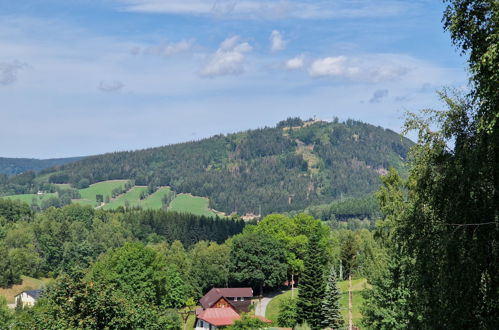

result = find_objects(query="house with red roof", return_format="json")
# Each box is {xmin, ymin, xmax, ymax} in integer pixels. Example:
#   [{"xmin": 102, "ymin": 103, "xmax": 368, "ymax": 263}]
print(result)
[{"xmin": 195, "ymin": 287, "xmax": 274, "ymax": 329}]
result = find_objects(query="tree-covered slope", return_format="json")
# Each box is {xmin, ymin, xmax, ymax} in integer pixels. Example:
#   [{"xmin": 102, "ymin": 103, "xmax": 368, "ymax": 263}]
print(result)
[
  {"xmin": 0, "ymin": 118, "xmax": 413, "ymax": 215},
  {"xmin": 0, "ymin": 156, "xmax": 84, "ymax": 175}
]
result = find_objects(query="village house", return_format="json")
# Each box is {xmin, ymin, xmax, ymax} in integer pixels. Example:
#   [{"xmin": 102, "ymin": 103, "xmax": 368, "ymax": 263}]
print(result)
[
  {"xmin": 195, "ymin": 288, "xmax": 257, "ymax": 329},
  {"xmin": 14, "ymin": 290, "xmax": 42, "ymax": 308},
  {"xmin": 199, "ymin": 287, "xmax": 253, "ymax": 313}
]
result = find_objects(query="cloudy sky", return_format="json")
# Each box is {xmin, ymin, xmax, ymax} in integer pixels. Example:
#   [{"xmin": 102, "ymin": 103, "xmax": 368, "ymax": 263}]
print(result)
[{"xmin": 1, "ymin": 0, "xmax": 467, "ymax": 158}]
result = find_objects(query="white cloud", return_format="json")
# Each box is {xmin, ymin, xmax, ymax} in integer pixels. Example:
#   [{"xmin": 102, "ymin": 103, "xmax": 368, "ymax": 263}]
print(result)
[
  {"xmin": 270, "ymin": 30, "xmax": 286, "ymax": 52},
  {"xmin": 118, "ymin": 0, "xmax": 414, "ymax": 19},
  {"xmin": 199, "ymin": 36, "xmax": 252, "ymax": 78},
  {"xmin": 0, "ymin": 61, "xmax": 27, "ymax": 86},
  {"xmin": 369, "ymin": 89, "xmax": 389, "ymax": 103},
  {"xmin": 308, "ymin": 55, "xmax": 410, "ymax": 82},
  {"xmin": 143, "ymin": 39, "xmax": 194, "ymax": 57},
  {"xmin": 98, "ymin": 80, "xmax": 125, "ymax": 92},
  {"xmin": 285, "ymin": 55, "xmax": 304, "ymax": 70}
]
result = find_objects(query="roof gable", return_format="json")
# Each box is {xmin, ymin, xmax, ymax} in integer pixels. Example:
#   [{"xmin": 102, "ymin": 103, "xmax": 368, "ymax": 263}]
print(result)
[{"xmin": 199, "ymin": 288, "xmax": 253, "ymax": 309}]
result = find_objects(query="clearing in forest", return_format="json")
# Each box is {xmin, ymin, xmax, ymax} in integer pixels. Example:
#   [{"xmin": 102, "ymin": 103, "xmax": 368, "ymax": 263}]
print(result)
[
  {"xmin": 139, "ymin": 187, "xmax": 172, "ymax": 209},
  {"xmin": 102, "ymin": 186, "xmax": 148, "ymax": 210},
  {"xmin": 168, "ymin": 193, "xmax": 217, "ymax": 217}
]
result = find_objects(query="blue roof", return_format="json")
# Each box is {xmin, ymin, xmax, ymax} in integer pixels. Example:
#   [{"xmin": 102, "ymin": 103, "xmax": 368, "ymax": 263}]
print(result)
[{"xmin": 24, "ymin": 290, "xmax": 42, "ymax": 299}]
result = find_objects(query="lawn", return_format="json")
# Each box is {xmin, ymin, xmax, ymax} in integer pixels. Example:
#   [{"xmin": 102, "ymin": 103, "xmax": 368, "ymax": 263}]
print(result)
[
  {"xmin": 139, "ymin": 187, "xmax": 172, "ymax": 209},
  {"xmin": 102, "ymin": 186, "xmax": 148, "ymax": 210},
  {"xmin": 0, "ymin": 276, "xmax": 52, "ymax": 304},
  {"xmin": 265, "ymin": 278, "xmax": 368, "ymax": 327},
  {"xmin": 169, "ymin": 194, "xmax": 217, "ymax": 217}
]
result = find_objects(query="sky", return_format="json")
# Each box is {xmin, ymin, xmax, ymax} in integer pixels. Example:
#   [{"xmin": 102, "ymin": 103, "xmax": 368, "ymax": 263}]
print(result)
[{"xmin": 0, "ymin": 0, "xmax": 468, "ymax": 158}]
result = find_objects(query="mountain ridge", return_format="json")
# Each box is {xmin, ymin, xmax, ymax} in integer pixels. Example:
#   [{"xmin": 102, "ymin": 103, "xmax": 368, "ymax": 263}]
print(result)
[{"xmin": 0, "ymin": 118, "xmax": 413, "ymax": 215}]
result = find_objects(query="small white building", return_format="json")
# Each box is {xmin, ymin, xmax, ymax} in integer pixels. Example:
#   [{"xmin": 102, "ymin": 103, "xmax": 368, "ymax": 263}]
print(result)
[{"xmin": 14, "ymin": 290, "xmax": 42, "ymax": 308}]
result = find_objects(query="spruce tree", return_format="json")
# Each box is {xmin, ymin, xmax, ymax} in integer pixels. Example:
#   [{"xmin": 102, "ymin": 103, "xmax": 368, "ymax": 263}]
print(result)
[
  {"xmin": 296, "ymin": 226, "xmax": 326, "ymax": 330},
  {"xmin": 321, "ymin": 266, "xmax": 344, "ymax": 329}
]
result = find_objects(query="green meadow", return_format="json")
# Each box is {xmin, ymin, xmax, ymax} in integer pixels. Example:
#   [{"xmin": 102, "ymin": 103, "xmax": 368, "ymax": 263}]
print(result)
[
  {"xmin": 3, "ymin": 180, "xmax": 220, "ymax": 217},
  {"xmin": 139, "ymin": 187, "xmax": 172, "ymax": 209},
  {"xmin": 3, "ymin": 193, "xmax": 57, "ymax": 204},
  {"xmin": 168, "ymin": 193, "xmax": 217, "ymax": 217},
  {"xmin": 102, "ymin": 186, "xmax": 148, "ymax": 210}
]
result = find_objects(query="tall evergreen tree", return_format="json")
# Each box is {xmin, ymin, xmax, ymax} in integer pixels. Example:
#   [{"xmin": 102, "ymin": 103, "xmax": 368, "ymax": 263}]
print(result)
[
  {"xmin": 296, "ymin": 226, "xmax": 326, "ymax": 330},
  {"xmin": 321, "ymin": 266, "xmax": 344, "ymax": 329}
]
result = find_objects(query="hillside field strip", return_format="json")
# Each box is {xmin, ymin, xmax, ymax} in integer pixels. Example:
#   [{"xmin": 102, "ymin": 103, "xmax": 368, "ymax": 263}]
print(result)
[
  {"xmin": 168, "ymin": 193, "xmax": 217, "ymax": 217},
  {"xmin": 139, "ymin": 187, "xmax": 171, "ymax": 209},
  {"xmin": 2, "ymin": 180, "xmax": 221, "ymax": 217}
]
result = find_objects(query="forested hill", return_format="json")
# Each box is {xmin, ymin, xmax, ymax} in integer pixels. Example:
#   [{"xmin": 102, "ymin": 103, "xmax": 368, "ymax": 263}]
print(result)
[
  {"xmin": 0, "ymin": 156, "xmax": 84, "ymax": 175},
  {"xmin": 0, "ymin": 118, "xmax": 413, "ymax": 215}
]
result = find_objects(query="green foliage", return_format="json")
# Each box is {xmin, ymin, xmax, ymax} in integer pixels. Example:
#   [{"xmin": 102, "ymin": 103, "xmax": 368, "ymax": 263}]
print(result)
[
  {"xmin": 0, "ymin": 203, "xmax": 245, "ymax": 286},
  {"xmin": 0, "ymin": 294, "xmax": 13, "ymax": 329},
  {"xmin": 189, "ymin": 241, "xmax": 230, "ymax": 294},
  {"xmin": 361, "ymin": 254, "xmax": 411, "ymax": 330},
  {"xmin": 277, "ymin": 297, "xmax": 298, "ymax": 327},
  {"xmin": 225, "ymin": 313, "xmax": 268, "ymax": 330},
  {"xmin": 0, "ymin": 242, "xmax": 21, "ymax": 287},
  {"xmin": 87, "ymin": 242, "xmax": 188, "ymax": 308},
  {"xmin": 296, "ymin": 225, "xmax": 327, "ymax": 330},
  {"xmin": 11, "ymin": 271, "xmax": 181, "ymax": 330},
  {"xmin": 229, "ymin": 231, "xmax": 288, "ymax": 295},
  {"xmin": 321, "ymin": 267, "xmax": 344, "ymax": 329},
  {"xmin": 306, "ymin": 194, "xmax": 382, "ymax": 221}
]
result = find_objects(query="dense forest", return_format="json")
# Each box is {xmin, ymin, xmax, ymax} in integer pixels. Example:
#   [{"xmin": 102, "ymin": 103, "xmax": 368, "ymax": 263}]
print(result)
[
  {"xmin": 0, "ymin": 198, "xmax": 245, "ymax": 287},
  {"xmin": 0, "ymin": 157, "xmax": 84, "ymax": 176},
  {"xmin": 0, "ymin": 119, "xmax": 412, "ymax": 216},
  {"xmin": 0, "ymin": 198, "xmax": 383, "ymax": 329}
]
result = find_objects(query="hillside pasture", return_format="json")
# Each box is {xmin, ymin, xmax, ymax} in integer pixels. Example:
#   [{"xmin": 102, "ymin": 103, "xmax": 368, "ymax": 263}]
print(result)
[
  {"xmin": 3, "ymin": 192, "xmax": 57, "ymax": 204},
  {"xmin": 79, "ymin": 180, "xmax": 128, "ymax": 201},
  {"xmin": 169, "ymin": 194, "xmax": 217, "ymax": 217},
  {"xmin": 139, "ymin": 187, "xmax": 171, "ymax": 209},
  {"xmin": 102, "ymin": 186, "xmax": 148, "ymax": 210}
]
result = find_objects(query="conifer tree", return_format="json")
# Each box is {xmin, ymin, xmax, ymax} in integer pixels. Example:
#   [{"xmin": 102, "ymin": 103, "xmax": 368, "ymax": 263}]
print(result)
[
  {"xmin": 296, "ymin": 226, "xmax": 326, "ymax": 330},
  {"xmin": 321, "ymin": 266, "xmax": 344, "ymax": 329}
]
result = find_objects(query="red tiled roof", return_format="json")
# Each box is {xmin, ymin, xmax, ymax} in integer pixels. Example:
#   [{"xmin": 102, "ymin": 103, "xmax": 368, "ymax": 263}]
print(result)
[
  {"xmin": 197, "ymin": 308, "xmax": 241, "ymax": 326},
  {"xmin": 199, "ymin": 288, "xmax": 253, "ymax": 309}
]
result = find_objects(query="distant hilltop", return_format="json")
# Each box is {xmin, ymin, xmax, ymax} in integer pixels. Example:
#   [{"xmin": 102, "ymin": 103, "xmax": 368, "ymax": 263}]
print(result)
[{"xmin": 0, "ymin": 117, "xmax": 413, "ymax": 216}]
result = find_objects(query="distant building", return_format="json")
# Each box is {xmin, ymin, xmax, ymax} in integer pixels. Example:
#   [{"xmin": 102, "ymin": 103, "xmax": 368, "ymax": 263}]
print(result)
[
  {"xmin": 199, "ymin": 287, "xmax": 253, "ymax": 314},
  {"xmin": 14, "ymin": 290, "xmax": 42, "ymax": 308},
  {"xmin": 195, "ymin": 287, "xmax": 272, "ymax": 329}
]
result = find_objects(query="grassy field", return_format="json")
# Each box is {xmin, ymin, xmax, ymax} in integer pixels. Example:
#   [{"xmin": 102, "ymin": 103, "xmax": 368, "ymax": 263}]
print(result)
[
  {"xmin": 139, "ymin": 187, "xmax": 171, "ymax": 209},
  {"xmin": 3, "ymin": 192, "xmax": 57, "ymax": 204},
  {"xmin": 265, "ymin": 278, "xmax": 368, "ymax": 327},
  {"xmin": 102, "ymin": 186, "xmax": 148, "ymax": 210},
  {"xmin": 0, "ymin": 276, "xmax": 52, "ymax": 304},
  {"xmin": 2, "ymin": 180, "xmax": 221, "ymax": 216},
  {"xmin": 79, "ymin": 180, "xmax": 128, "ymax": 201},
  {"xmin": 169, "ymin": 193, "xmax": 217, "ymax": 217}
]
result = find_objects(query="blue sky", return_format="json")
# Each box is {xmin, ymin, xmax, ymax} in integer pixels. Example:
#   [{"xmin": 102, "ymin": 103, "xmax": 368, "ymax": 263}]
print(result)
[{"xmin": 0, "ymin": 0, "xmax": 467, "ymax": 158}]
